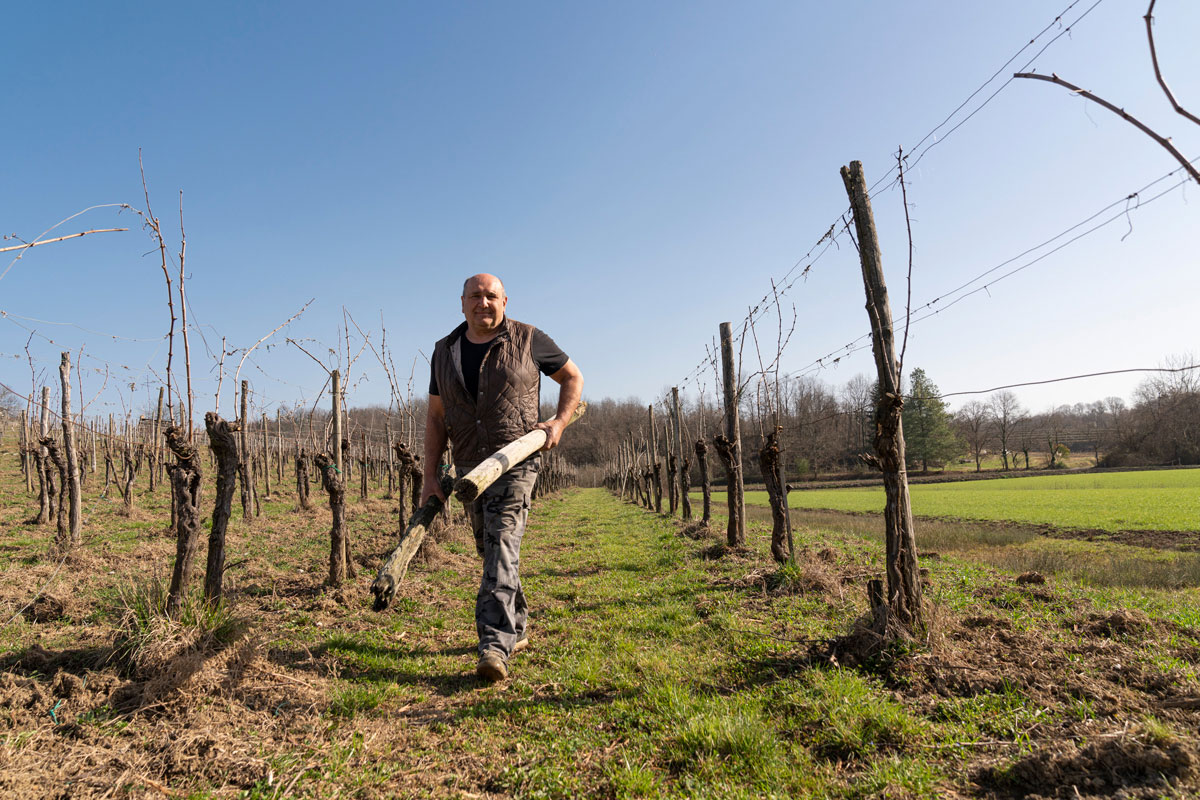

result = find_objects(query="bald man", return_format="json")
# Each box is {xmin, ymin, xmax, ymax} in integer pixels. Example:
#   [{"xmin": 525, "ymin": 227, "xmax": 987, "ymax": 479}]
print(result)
[{"xmin": 422, "ymin": 274, "xmax": 583, "ymax": 682}]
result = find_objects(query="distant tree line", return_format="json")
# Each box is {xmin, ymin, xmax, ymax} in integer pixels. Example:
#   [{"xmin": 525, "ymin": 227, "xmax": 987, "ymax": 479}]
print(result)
[{"xmin": 549, "ymin": 357, "xmax": 1200, "ymax": 485}]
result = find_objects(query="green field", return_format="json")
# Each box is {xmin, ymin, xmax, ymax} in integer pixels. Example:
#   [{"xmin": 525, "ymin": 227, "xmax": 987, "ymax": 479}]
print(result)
[{"xmin": 726, "ymin": 469, "xmax": 1200, "ymax": 532}]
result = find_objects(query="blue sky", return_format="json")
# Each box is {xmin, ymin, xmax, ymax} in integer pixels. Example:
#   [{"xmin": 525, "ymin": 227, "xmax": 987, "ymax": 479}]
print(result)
[{"xmin": 2, "ymin": 1, "xmax": 1198, "ymax": 423}]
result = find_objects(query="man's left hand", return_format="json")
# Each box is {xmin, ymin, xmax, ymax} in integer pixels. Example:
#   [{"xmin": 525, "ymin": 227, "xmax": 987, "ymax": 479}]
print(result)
[{"xmin": 534, "ymin": 419, "xmax": 565, "ymax": 450}]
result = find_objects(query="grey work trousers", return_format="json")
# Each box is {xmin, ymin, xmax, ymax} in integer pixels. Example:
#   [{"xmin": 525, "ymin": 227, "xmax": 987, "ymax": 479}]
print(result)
[{"xmin": 468, "ymin": 456, "xmax": 539, "ymax": 659}]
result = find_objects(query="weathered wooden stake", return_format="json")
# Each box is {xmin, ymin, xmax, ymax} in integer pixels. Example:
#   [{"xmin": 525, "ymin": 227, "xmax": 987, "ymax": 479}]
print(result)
[
  {"xmin": 714, "ymin": 322, "xmax": 746, "ymax": 547},
  {"xmin": 332, "ymin": 370, "xmax": 343, "ymax": 474},
  {"xmin": 35, "ymin": 387, "xmax": 51, "ymax": 524},
  {"xmin": 672, "ymin": 387, "xmax": 691, "ymax": 521},
  {"xmin": 695, "ymin": 439, "xmax": 711, "ymax": 524},
  {"xmin": 841, "ymin": 159, "xmax": 923, "ymax": 632},
  {"xmin": 648, "ymin": 405, "xmax": 662, "ymax": 513},
  {"xmin": 59, "ymin": 353, "xmax": 81, "ymax": 545},
  {"xmin": 238, "ymin": 381, "xmax": 252, "ymax": 520},
  {"xmin": 262, "ymin": 412, "xmax": 271, "ymax": 498}
]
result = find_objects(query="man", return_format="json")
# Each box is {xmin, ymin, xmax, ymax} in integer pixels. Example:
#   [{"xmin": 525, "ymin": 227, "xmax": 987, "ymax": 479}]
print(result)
[{"xmin": 422, "ymin": 273, "xmax": 583, "ymax": 682}]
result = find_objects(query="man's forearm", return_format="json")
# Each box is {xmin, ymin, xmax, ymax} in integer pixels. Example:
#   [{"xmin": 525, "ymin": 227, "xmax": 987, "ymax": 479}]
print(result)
[
  {"xmin": 423, "ymin": 410, "xmax": 448, "ymax": 482},
  {"xmin": 552, "ymin": 374, "xmax": 583, "ymax": 426}
]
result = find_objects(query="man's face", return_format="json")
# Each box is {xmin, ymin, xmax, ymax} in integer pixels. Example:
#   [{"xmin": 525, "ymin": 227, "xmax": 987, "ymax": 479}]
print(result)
[{"xmin": 461, "ymin": 276, "xmax": 508, "ymax": 335}]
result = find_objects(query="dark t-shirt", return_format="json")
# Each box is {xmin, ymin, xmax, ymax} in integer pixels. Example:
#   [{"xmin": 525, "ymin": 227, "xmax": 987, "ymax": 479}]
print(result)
[{"xmin": 429, "ymin": 327, "xmax": 569, "ymax": 398}]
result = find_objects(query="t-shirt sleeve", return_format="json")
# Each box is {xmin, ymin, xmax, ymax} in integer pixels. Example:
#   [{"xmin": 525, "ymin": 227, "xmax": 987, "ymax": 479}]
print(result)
[
  {"xmin": 531, "ymin": 328, "xmax": 570, "ymax": 376},
  {"xmin": 428, "ymin": 369, "xmax": 439, "ymax": 396}
]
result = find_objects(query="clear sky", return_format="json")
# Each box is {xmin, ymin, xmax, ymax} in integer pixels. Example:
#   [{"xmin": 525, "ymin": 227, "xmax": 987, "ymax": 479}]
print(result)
[{"xmin": 3, "ymin": 1, "xmax": 1198, "ymax": 424}]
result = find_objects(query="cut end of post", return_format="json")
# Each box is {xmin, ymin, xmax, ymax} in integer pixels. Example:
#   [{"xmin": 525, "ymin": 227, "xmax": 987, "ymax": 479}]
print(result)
[
  {"xmin": 370, "ymin": 574, "xmax": 395, "ymax": 612},
  {"xmin": 454, "ymin": 480, "xmax": 480, "ymax": 504}
]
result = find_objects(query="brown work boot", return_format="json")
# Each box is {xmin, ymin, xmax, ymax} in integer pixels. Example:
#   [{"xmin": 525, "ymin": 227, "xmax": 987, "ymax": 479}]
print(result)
[
  {"xmin": 512, "ymin": 632, "xmax": 529, "ymax": 655},
  {"xmin": 476, "ymin": 651, "xmax": 507, "ymax": 682}
]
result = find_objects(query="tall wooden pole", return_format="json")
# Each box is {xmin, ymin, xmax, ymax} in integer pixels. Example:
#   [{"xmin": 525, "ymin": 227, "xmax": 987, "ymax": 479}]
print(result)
[
  {"xmin": 20, "ymin": 411, "xmax": 32, "ymax": 492},
  {"xmin": 36, "ymin": 386, "xmax": 51, "ymax": 524},
  {"xmin": 261, "ymin": 412, "xmax": 271, "ymax": 497},
  {"xmin": 648, "ymin": 404, "xmax": 662, "ymax": 513},
  {"xmin": 672, "ymin": 387, "xmax": 691, "ymax": 521},
  {"xmin": 239, "ymin": 381, "xmax": 252, "ymax": 519},
  {"xmin": 275, "ymin": 408, "xmax": 284, "ymax": 484},
  {"xmin": 150, "ymin": 387, "xmax": 164, "ymax": 491},
  {"xmin": 332, "ymin": 370, "xmax": 343, "ymax": 474},
  {"xmin": 718, "ymin": 322, "xmax": 745, "ymax": 546},
  {"xmin": 60, "ymin": 354, "xmax": 81, "ymax": 544},
  {"xmin": 841, "ymin": 159, "xmax": 923, "ymax": 631}
]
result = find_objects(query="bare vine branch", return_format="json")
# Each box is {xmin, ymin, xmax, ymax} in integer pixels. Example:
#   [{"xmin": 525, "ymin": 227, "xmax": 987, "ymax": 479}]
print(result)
[
  {"xmin": 286, "ymin": 337, "xmax": 332, "ymax": 376},
  {"xmin": 1014, "ymin": 72, "xmax": 1200, "ymax": 184},
  {"xmin": 896, "ymin": 145, "xmax": 915, "ymax": 382},
  {"xmin": 177, "ymin": 190, "xmax": 194, "ymax": 440},
  {"xmin": 1144, "ymin": 1, "xmax": 1200, "ymax": 127},
  {"xmin": 229, "ymin": 299, "xmax": 315, "ymax": 416},
  {"xmin": 0, "ymin": 228, "xmax": 127, "ymax": 255}
]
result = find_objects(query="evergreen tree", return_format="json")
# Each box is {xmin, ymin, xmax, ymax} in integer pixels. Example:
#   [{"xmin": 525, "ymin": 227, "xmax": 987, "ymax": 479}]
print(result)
[{"xmin": 902, "ymin": 367, "xmax": 962, "ymax": 472}]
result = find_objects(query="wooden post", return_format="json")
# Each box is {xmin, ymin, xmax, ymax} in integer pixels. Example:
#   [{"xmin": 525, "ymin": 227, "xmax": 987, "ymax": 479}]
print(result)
[
  {"xmin": 360, "ymin": 431, "xmax": 368, "ymax": 500},
  {"xmin": 714, "ymin": 322, "xmax": 746, "ymax": 546},
  {"xmin": 648, "ymin": 405, "xmax": 662, "ymax": 513},
  {"xmin": 841, "ymin": 159, "xmax": 923, "ymax": 632},
  {"xmin": 35, "ymin": 387, "xmax": 51, "ymax": 524},
  {"xmin": 261, "ymin": 412, "xmax": 271, "ymax": 498},
  {"xmin": 59, "ymin": 353, "xmax": 81, "ymax": 545},
  {"xmin": 672, "ymin": 387, "xmax": 691, "ymax": 521},
  {"xmin": 695, "ymin": 438, "xmax": 711, "ymax": 524},
  {"xmin": 275, "ymin": 408, "xmax": 284, "ymax": 485},
  {"xmin": 149, "ymin": 387, "xmax": 163, "ymax": 492},
  {"xmin": 332, "ymin": 370, "xmax": 343, "ymax": 474},
  {"xmin": 238, "ymin": 381, "xmax": 252, "ymax": 520},
  {"xmin": 20, "ymin": 410, "xmax": 32, "ymax": 492}
]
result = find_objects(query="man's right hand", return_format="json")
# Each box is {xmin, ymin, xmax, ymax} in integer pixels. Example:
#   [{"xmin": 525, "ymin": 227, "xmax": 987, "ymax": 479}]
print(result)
[{"xmin": 420, "ymin": 475, "xmax": 446, "ymax": 506}]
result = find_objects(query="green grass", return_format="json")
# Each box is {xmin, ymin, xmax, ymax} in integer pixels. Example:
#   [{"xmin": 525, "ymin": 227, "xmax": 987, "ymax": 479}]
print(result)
[{"xmin": 721, "ymin": 468, "xmax": 1200, "ymax": 532}]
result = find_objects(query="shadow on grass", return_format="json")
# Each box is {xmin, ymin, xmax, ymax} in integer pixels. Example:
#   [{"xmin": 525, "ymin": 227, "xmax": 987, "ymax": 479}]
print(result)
[
  {"xmin": 454, "ymin": 686, "xmax": 637, "ymax": 721},
  {"xmin": 0, "ymin": 642, "xmax": 113, "ymax": 675},
  {"xmin": 271, "ymin": 639, "xmax": 484, "ymax": 697}
]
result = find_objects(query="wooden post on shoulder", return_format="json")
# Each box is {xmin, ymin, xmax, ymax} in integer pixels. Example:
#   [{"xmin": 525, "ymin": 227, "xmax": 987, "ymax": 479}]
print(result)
[{"xmin": 841, "ymin": 159, "xmax": 923, "ymax": 633}]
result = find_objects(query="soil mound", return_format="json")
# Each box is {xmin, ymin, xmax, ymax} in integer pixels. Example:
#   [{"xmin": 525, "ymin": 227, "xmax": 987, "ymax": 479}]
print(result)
[{"xmin": 977, "ymin": 729, "xmax": 1197, "ymax": 798}]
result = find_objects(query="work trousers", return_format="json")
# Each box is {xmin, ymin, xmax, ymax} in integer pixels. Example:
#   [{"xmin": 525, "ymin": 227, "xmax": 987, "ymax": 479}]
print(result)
[{"xmin": 468, "ymin": 457, "xmax": 539, "ymax": 659}]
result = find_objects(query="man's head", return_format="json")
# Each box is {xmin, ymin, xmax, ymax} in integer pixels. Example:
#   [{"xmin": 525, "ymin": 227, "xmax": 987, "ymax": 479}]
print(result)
[{"xmin": 461, "ymin": 273, "xmax": 508, "ymax": 339}]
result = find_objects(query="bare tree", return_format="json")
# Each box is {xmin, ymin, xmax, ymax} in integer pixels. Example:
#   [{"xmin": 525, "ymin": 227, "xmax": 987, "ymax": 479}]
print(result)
[
  {"xmin": 988, "ymin": 390, "xmax": 1025, "ymax": 471},
  {"xmin": 955, "ymin": 400, "xmax": 992, "ymax": 472}
]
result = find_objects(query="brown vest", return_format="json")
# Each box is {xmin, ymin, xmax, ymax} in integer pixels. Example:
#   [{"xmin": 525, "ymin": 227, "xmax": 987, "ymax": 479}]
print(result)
[{"xmin": 432, "ymin": 318, "xmax": 540, "ymax": 473}]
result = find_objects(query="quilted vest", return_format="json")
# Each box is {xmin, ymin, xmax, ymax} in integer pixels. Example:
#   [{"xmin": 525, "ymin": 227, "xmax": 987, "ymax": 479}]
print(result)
[{"xmin": 432, "ymin": 318, "xmax": 541, "ymax": 473}]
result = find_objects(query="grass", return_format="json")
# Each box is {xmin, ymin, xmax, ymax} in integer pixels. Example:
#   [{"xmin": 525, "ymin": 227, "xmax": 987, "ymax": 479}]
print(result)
[
  {"xmin": 1, "ymin": 440, "xmax": 1199, "ymax": 797},
  {"xmin": 721, "ymin": 467, "xmax": 1200, "ymax": 532}
]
